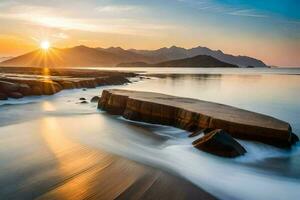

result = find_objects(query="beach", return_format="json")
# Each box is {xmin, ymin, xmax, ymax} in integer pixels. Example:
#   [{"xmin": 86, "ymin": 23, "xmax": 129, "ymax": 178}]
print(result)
[
  {"xmin": 1, "ymin": 67, "xmax": 300, "ymax": 200},
  {"xmin": 0, "ymin": 116, "xmax": 214, "ymax": 200}
]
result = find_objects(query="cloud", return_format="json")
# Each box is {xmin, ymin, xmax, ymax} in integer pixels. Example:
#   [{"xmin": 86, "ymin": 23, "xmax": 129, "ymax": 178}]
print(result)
[
  {"xmin": 53, "ymin": 32, "xmax": 69, "ymax": 39},
  {"xmin": 0, "ymin": 4, "xmax": 172, "ymax": 36},
  {"xmin": 177, "ymin": 0, "xmax": 269, "ymax": 18},
  {"xmin": 95, "ymin": 5, "xmax": 142, "ymax": 13},
  {"xmin": 228, "ymin": 9, "xmax": 268, "ymax": 18}
]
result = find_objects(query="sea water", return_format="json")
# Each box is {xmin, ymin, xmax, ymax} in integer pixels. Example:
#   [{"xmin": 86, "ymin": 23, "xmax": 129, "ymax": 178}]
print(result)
[{"xmin": 0, "ymin": 68, "xmax": 300, "ymax": 200}]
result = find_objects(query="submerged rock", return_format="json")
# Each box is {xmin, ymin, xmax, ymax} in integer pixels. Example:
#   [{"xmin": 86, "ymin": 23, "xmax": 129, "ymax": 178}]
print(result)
[
  {"xmin": 90, "ymin": 96, "xmax": 100, "ymax": 103},
  {"xmin": 193, "ymin": 129, "xmax": 246, "ymax": 157},
  {"xmin": 80, "ymin": 100, "xmax": 88, "ymax": 104}
]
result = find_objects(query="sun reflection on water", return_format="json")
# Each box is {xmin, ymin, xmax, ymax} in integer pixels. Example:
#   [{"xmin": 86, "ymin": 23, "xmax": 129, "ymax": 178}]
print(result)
[{"xmin": 39, "ymin": 117, "xmax": 96, "ymax": 199}]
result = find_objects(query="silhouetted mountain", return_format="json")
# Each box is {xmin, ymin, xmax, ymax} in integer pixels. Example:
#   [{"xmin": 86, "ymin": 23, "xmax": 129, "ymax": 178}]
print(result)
[
  {"xmin": 117, "ymin": 55, "xmax": 238, "ymax": 68},
  {"xmin": 97, "ymin": 47, "xmax": 156, "ymax": 63},
  {"xmin": 0, "ymin": 46, "xmax": 130, "ymax": 67},
  {"xmin": 1, "ymin": 46, "xmax": 159, "ymax": 67},
  {"xmin": 1, "ymin": 45, "xmax": 267, "ymax": 68},
  {"xmin": 129, "ymin": 46, "xmax": 268, "ymax": 67}
]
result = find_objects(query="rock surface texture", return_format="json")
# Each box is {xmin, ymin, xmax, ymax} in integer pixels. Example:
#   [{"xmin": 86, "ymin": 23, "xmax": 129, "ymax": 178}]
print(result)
[{"xmin": 98, "ymin": 89, "xmax": 298, "ymax": 149}]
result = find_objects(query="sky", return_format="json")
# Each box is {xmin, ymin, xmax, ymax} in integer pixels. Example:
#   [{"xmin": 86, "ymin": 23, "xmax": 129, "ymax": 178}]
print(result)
[{"xmin": 0, "ymin": 0, "xmax": 299, "ymax": 67}]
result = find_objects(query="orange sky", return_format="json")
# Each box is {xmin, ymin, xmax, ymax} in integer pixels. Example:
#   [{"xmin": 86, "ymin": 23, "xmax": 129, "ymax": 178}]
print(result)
[{"xmin": 0, "ymin": 0, "xmax": 299, "ymax": 67}]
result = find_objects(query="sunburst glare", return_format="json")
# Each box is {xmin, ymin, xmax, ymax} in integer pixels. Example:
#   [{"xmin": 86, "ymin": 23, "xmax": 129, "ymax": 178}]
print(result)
[{"xmin": 40, "ymin": 40, "xmax": 50, "ymax": 50}]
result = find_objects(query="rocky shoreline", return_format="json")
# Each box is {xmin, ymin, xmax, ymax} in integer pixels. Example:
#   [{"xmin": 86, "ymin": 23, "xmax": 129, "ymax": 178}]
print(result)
[
  {"xmin": 0, "ymin": 67, "xmax": 136, "ymax": 100},
  {"xmin": 98, "ymin": 89, "xmax": 299, "ymax": 157}
]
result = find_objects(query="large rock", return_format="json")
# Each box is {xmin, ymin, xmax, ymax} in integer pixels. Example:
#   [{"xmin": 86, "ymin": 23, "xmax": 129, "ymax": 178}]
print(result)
[
  {"xmin": 192, "ymin": 129, "xmax": 246, "ymax": 157},
  {"xmin": 98, "ymin": 89, "xmax": 296, "ymax": 148},
  {"xmin": 0, "ymin": 81, "xmax": 19, "ymax": 93}
]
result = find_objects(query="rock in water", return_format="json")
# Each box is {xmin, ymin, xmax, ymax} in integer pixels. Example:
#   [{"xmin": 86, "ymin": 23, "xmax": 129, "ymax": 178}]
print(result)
[
  {"xmin": 80, "ymin": 100, "xmax": 88, "ymax": 104},
  {"xmin": 99, "ymin": 89, "xmax": 295, "ymax": 148},
  {"xmin": 79, "ymin": 97, "xmax": 86, "ymax": 101},
  {"xmin": 90, "ymin": 96, "xmax": 100, "ymax": 103},
  {"xmin": 193, "ymin": 129, "xmax": 246, "ymax": 157}
]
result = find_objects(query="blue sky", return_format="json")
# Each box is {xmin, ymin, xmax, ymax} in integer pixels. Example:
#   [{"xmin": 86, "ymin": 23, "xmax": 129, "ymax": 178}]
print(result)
[{"xmin": 0, "ymin": 0, "xmax": 299, "ymax": 66}]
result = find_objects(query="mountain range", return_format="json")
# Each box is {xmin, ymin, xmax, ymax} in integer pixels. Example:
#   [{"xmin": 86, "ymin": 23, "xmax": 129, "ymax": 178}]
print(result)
[
  {"xmin": 129, "ymin": 46, "xmax": 267, "ymax": 68},
  {"xmin": 117, "ymin": 55, "xmax": 238, "ymax": 68},
  {"xmin": 0, "ymin": 45, "xmax": 268, "ymax": 68}
]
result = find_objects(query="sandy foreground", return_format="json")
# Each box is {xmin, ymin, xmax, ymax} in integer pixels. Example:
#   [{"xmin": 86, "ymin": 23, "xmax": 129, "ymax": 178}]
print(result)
[
  {"xmin": 37, "ymin": 146, "xmax": 216, "ymax": 200},
  {"xmin": 0, "ymin": 114, "xmax": 215, "ymax": 200}
]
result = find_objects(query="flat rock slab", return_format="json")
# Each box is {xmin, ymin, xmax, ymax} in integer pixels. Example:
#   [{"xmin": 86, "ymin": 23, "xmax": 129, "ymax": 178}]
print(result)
[{"xmin": 99, "ymin": 89, "xmax": 296, "ymax": 148}]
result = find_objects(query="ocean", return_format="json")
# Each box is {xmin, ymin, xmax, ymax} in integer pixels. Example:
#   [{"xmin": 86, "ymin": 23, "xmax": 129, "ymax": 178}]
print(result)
[{"xmin": 0, "ymin": 67, "xmax": 300, "ymax": 199}]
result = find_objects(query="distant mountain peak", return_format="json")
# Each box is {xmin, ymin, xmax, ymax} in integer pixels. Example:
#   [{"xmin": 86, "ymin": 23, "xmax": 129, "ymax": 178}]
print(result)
[
  {"xmin": 0, "ymin": 44, "xmax": 268, "ymax": 68},
  {"xmin": 73, "ymin": 45, "xmax": 89, "ymax": 49},
  {"xmin": 111, "ymin": 46, "xmax": 123, "ymax": 50},
  {"xmin": 170, "ymin": 45, "xmax": 181, "ymax": 49}
]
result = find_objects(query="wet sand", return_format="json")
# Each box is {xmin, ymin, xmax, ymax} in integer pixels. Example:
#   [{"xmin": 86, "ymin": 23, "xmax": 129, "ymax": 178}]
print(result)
[
  {"xmin": 37, "ymin": 149, "xmax": 215, "ymax": 200},
  {"xmin": 0, "ymin": 114, "xmax": 215, "ymax": 200}
]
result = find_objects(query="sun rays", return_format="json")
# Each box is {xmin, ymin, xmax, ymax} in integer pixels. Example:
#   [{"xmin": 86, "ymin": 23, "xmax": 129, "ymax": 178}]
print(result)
[{"xmin": 40, "ymin": 40, "xmax": 50, "ymax": 50}]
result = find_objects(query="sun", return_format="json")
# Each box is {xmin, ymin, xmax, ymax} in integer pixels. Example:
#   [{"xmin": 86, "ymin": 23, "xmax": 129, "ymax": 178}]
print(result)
[{"xmin": 40, "ymin": 40, "xmax": 50, "ymax": 50}]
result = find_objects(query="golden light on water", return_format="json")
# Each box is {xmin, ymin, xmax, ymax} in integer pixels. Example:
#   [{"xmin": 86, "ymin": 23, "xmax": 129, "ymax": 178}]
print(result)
[{"xmin": 40, "ymin": 40, "xmax": 50, "ymax": 50}]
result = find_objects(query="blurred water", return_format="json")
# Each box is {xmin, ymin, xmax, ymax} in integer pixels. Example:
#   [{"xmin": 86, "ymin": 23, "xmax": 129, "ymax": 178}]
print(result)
[{"xmin": 0, "ymin": 68, "xmax": 300, "ymax": 200}]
